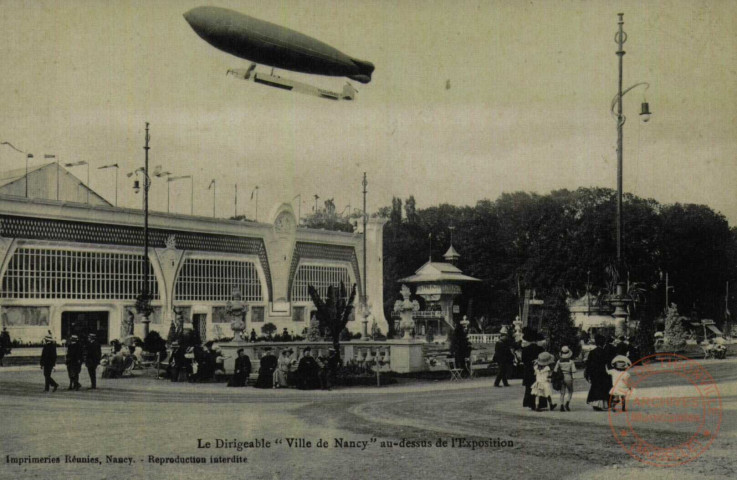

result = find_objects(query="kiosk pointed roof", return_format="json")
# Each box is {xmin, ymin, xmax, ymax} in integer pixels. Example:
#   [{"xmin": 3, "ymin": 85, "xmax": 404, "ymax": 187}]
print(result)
[{"xmin": 398, "ymin": 260, "xmax": 480, "ymax": 284}]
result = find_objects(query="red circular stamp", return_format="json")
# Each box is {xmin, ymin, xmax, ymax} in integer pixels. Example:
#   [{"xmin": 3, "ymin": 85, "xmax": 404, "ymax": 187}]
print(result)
[{"xmin": 608, "ymin": 353, "xmax": 722, "ymax": 467}]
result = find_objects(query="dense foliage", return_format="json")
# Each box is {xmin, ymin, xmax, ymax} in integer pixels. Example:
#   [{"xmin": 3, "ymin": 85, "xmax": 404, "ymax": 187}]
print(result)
[{"xmin": 380, "ymin": 188, "xmax": 737, "ymax": 331}]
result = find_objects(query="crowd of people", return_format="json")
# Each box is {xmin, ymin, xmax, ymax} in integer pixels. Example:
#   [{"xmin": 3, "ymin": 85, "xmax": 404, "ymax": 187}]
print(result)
[
  {"xmin": 39, "ymin": 332, "xmax": 102, "ymax": 392},
  {"xmin": 491, "ymin": 329, "xmax": 639, "ymax": 412},
  {"xmin": 229, "ymin": 346, "xmax": 340, "ymax": 390}
]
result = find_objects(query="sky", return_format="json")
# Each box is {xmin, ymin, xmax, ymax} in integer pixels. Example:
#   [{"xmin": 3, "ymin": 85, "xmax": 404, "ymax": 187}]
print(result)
[{"xmin": 1, "ymin": 0, "xmax": 736, "ymax": 225}]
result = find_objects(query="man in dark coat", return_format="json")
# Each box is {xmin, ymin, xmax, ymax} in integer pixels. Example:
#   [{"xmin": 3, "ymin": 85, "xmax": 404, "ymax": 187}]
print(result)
[
  {"xmin": 254, "ymin": 348, "xmax": 277, "ymax": 388},
  {"xmin": 603, "ymin": 336, "xmax": 618, "ymax": 364},
  {"xmin": 585, "ymin": 334, "xmax": 613, "ymax": 410},
  {"xmin": 296, "ymin": 347, "xmax": 321, "ymax": 390},
  {"xmin": 228, "ymin": 348, "xmax": 252, "ymax": 387},
  {"xmin": 521, "ymin": 331, "xmax": 544, "ymax": 410},
  {"xmin": 65, "ymin": 335, "xmax": 83, "ymax": 390},
  {"xmin": 84, "ymin": 333, "xmax": 102, "ymax": 389},
  {"xmin": 0, "ymin": 327, "xmax": 11, "ymax": 366},
  {"xmin": 493, "ymin": 333, "xmax": 514, "ymax": 387},
  {"xmin": 40, "ymin": 335, "xmax": 58, "ymax": 392}
]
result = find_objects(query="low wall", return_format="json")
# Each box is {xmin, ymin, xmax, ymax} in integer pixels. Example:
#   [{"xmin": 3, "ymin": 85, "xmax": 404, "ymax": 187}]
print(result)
[{"xmin": 217, "ymin": 340, "xmax": 426, "ymax": 374}]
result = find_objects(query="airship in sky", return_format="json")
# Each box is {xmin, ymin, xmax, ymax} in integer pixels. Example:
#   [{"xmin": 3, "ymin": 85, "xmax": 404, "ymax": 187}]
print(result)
[{"xmin": 183, "ymin": 6, "xmax": 374, "ymax": 90}]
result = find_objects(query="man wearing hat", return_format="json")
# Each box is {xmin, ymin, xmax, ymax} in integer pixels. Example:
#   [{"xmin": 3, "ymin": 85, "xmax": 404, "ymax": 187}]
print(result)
[
  {"xmin": 40, "ymin": 334, "xmax": 58, "ymax": 392},
  {"xmin": 254, "ymin": 347, "xmax": 277, "ymax": 388},
  {"xmin": 65, "ymin": 335, "xmax": 84, "ymax": 390},
  {"xmin": 493, "ymin": 332, "xmax": 514, "ymax": 387},
  {"xmin": 84, "ymin": 333, "xmax": 102, "ymax": 389}
]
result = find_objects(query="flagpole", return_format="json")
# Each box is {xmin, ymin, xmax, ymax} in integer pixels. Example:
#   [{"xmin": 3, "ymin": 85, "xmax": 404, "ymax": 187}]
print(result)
[{"xmin": 235, "ymin": 184, "xmax": 238, "ymax": 217}]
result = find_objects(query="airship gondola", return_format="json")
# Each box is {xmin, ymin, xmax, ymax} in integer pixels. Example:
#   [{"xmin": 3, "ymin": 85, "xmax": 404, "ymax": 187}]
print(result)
[{"xmin": 184, "ymin": 6, "xmax": 373, "ymax": 99}]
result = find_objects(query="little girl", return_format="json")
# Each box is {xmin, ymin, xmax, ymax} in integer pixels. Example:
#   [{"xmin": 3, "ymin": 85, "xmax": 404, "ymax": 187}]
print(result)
[
  {"xmin": 531, "ymin": 351, "xmax": 557, "ymax": 411},
  {"xmin": 553, "ymin": 346, "xmax": 577, "ymax": 411},
  {"xmin": 607, "ymin": 355, "xmax": 633, "ymax": 412}
]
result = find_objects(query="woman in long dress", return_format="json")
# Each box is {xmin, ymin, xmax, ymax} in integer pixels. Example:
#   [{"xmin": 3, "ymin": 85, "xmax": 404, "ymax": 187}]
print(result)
[
  {"xmin": 585, "ymin": 334, "xmax": 613, "ymax": 410},
  {"xmin": 274, "ymin": 349, "xmax": 292, "ymax": 388},
  {"xmin": 521, "ymin": 331, "xmax": 544, "ymax": 410}
]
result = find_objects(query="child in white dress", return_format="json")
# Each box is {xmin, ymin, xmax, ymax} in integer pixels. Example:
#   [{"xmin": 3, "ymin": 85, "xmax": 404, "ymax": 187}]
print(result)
[
  {"xmin": 607, "ymin": 355, "xmax": 633, "ymax": 412},
  {"xmin": 531, "ymin": 351, "xmax": 557, "ymax": 411}
]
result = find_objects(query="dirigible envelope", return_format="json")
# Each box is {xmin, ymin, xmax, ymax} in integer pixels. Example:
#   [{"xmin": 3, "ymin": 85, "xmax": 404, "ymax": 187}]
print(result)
[{"xmin": 184, "ymin": 6, "xmax": 374, "ymax": 83}]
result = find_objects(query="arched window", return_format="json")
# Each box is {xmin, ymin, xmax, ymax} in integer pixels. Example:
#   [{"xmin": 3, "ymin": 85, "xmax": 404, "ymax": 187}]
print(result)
[
  {"xmin": 175, "ymin": 258, "xmax": 262, "ymax": 302},
  {"xmin": 291, "ymin": 264, "xmax": 351, "ymax": 302},
  {"xmin": 1, "ymin": 247, "xmax": 158, "ymax": 300}
]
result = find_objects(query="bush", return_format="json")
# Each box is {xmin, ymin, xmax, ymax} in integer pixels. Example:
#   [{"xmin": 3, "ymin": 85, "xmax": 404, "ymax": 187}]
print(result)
[
  {"xmin": 143, "ymin": 331, "xmax": 167, "ymax": 354},
  {"xmin": 261, "ymin": 323, "xmax": 277, "ymax": 339},
  {"xmin": 663, "ymin": 304, "xmax": 687, "ymax": 352}
]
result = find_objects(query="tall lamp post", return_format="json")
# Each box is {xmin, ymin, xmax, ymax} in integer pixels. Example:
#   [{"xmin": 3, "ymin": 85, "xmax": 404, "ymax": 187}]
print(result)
[
  {"xmin": 168, "ymin": 175, "xmax": 193, "ymax": 215},
  {"xmin": 133, "ymin": 123, "xmax": 153, "ymax": 336},
  {"xmin": 1, "ymin": 142, "xmax": 32, "ymax": 197},
  {"xmin": 208, "ymin": 179, "xmax": 216, "ymax": 217},
  {"xmin": 98, "ymin": 163, "xmax": 119, "ymax": 206},
  {"xmin": 610, "ymin": 13, "xmax": 652, "ymax": 336}
]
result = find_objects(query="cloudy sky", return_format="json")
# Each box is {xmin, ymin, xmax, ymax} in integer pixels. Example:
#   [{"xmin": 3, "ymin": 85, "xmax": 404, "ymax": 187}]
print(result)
[{"xmin": 1, "ymin": 0, "xmax": 735, "ymax": 225}]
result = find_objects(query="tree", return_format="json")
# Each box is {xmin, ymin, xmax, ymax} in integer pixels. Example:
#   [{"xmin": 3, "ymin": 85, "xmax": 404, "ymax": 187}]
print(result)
[
  {"xmin": 634, "ymin": 315, "xmax": 656, "ymax": 358},
  {"xmin": 663, "ymin": 303, "xmax": 687, "ymax": 352},
  {"xmin": 308, "ymin": 283, "xmax": 357, "ymax": 362},
  {"xmin": 543, "ymin": 290, "xmax": 579, "ymax": 357},
  {"xmin": 261, "ymin": 322, "xmax": 277, "ymax": 339}
]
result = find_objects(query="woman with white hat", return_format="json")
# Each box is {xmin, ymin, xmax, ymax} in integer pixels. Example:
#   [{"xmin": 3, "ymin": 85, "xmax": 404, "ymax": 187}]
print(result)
[
  {"xmin": 531, "ymin": 351, "xmax": 557, "ymax": 411},
  {"xmin": 553, "ymin": 346, "xmax": 576, "ymax": 411}
]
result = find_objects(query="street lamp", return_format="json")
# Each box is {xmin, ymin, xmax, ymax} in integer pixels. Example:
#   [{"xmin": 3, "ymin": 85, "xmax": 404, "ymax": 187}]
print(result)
[
  {"xmin": 610, "ymin": 13, "xmax": 652, "ymax": 336},
  {"xmin": 251, "ymin": 185, "xmax": 259, "ymax": 221},
  {"xmin": 63, "ymin": 161, "xmax": 90, "ymax": 204},
  {"xmin": 133, "ymin": 123, "xmax": 153, "ymax": 336},
  {"xmin": 1, "ymin": 142, "xmax": 32, "ymax": 197},
  {"xmin": 168, "ymin": 175, "xmax": 193, "ymax": 215},
  {"xmin": 208, "ymin": 179, "xmax": 216, "ymax": 217},
  {"xmin": 98, "ymin": 163, "xmax": 119, "ymax": 206}
]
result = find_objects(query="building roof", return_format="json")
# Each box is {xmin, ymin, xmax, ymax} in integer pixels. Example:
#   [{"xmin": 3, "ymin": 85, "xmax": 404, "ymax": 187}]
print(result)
[
  {"xmin": 0, "ymin": 162, "xmax": 112, "ymax": 206},
  {"xmin": 443, "ymin": 244, "xmax": 460, "ymax": 261},
  {"xmin": 0, "ymin": 163, "xmax": 51, "ymax": 188},
  {"xmin": 398, "ymin": 261, "xmax": 480, "ymax": 284}
]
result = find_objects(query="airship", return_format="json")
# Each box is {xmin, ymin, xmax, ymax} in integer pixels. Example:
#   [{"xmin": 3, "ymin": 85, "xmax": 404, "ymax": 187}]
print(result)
[{"xmin": 183, "ymin": 6, "xmax": 374, "ymax": 98}]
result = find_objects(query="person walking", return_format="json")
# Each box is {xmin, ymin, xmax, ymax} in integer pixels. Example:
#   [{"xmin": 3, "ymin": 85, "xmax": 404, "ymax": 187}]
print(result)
[
  {"xmin": 84, "ymin": 333, "xmax": 102, "ymax": 389},
  {"xmin": 493, "ymin": 332, "xmax": 514, "ymax": 387},
  {"xmin": 585, "ymin": 334, "xmax": 613, "ymax": 411},
  {"xmin": 607, "ymin": 355, "xmax": 633, "ymax": 412},
  {"xmin": 521, "ymin": 330, "xmax": 545, "ymax": 410},
  {"xmin": 531, "ymin": 351, "xmax": 557, "ymax": 411},
  {"xmin": 0, "ymin": 327, "xmax": 11, "ymax": 366},
  {"xmin": 40, "ymin": 334, "xmax": 58, "ymax": 392},
  {"xmin": 553, "ymin": 346, "xmax": 576, "ymax": 411},
  {"xmin": 65, "ymin": 335, "xmax": 84, "ymax": 390}
]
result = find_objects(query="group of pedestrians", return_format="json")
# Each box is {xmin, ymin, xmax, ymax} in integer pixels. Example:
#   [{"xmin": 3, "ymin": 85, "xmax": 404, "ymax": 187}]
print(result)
[
  {"xmin": 228, "ymin": 346, "xmax": 339, "ymax": 390},
  {"xmin": 40, "ymin": 333, "xmax": 101, "ymax": 392},
  {"xmin": 584, "ymin": 334, "xmax": 634, "ymax": 411}
]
